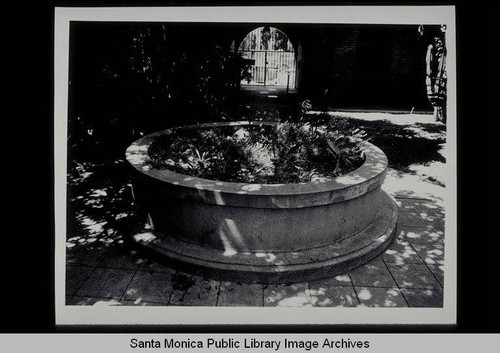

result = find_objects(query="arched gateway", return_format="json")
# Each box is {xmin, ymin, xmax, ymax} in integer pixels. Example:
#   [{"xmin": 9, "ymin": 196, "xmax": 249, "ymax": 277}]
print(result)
[{"xmin": 238, "ymin": 27, "xmax": 296, "ymax": 88}]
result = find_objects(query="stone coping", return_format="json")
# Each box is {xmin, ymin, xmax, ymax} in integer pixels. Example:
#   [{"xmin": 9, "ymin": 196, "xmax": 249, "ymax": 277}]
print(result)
[{"xmin": 125, "ymin": 121, "xmax": 388, "ymax": 209}]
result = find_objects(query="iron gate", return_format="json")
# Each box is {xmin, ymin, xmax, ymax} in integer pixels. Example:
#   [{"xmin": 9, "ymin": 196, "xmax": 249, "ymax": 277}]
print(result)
[{"xmin": 239, "ymin": 50, "xmax": 296, "ymax": 87}]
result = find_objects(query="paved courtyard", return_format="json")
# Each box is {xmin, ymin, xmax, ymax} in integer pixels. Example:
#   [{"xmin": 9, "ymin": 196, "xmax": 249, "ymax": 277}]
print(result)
[{"xmin": 65, "ymin": 112, "xmax": 447, "ymax": 309}]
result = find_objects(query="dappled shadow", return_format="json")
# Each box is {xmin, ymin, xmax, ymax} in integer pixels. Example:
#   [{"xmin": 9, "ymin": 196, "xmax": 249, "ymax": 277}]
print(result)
[
  {"xmin": 66, "ymin": 159, "xmax": 139, "ymax": 263},
  {"xmin": 302, "ymin": 114, "xmax": 446, "ymax": 174},
  {"xmin": 406, "ymin": 198, "xmax": 445, "ymax": 229},
  {"xmin": 349, "ymin": 259, "xmax": 397, "ymax": 287},
  {"xmin": 401, "ymin": 288, "xmax": 443, "ymax": 308},
  {"xmin": 344, "ymin": 119, "xmax": 445, "ymax": 173},
  {"xmin": 383, "ymin": 169, "xmax": 445, "ymax": 201},
  {"xmin": 399, "ymin": 226, "xmax": 443, "ymax": 245},
  {"xmin": 386, "ymin": 263, "xmax": 442, "ymax": 290},
  {"xmin": 307, "ymin": 277, "xmax": 358, "ymax": 307},
  {"xmin": 264, "ymin": 283, "xmax": 314, "ymax": 307},
  {"xmin": 264, "ymin": 283, "xmax": 407, "ymax": 308},
  {"xmin": 412, "ymin": 243, "xmax": 445, "ymax": 266},
  {"xmin": 413, "ymin": 122, "xmax": 446, "ymax": 134},
  {"xmin": 356, "ymin": 287, "xmax": 407, "ymax": 307},
  {"xmin": 67, "ymin": 110, "xmax": 446, "ymax": 309},
  {"xmin": 382, "ymin": 236, "xmax": 421, "ymax": 265},
  {"xmin": 309, "ymin": 287, "xmax": 358, "ymax": 307}
]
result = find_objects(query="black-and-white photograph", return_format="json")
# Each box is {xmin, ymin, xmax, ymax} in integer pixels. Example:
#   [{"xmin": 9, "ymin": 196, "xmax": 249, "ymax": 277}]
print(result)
[{"xmin": 55, "ymin": 6, "xmax": 456, "ymax": 325}]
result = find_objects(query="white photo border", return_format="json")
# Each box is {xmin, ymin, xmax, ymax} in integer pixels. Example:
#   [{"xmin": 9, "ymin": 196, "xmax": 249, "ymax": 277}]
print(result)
[{"xmin": 54, "ymin": 5, "xmax": 457, "ymax": 325}]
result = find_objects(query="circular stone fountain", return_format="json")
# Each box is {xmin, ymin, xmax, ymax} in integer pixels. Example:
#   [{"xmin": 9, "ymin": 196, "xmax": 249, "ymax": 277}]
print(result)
[{"xmin": 125, "ymin": 121, "xmax": 397, "ymax": 283}]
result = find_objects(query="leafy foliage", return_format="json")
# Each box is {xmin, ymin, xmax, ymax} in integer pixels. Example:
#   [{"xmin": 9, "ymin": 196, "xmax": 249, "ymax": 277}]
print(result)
[
  {"xmin": 68, "ymin": 23, "xmax": 250, "ymax": 161},
  {"xmin": 326, "ymin": 117, "xmax": 368, "ymax": 176},
  {"xmin": 148, "ymin": 120, "xmax": 365, "ymax": 184},
  {"xmin": 148, "ymin": 126, "xmax": 252, "ymax": 182},
  {"xmin": 193, "ymin": 46, "xmax": 249, "ymax": 121}
]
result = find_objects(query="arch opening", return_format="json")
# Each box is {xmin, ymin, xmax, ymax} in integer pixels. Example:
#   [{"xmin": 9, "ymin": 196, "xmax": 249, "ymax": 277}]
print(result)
[{"xmin": 238, "ymin": 27, "xmax": 296, "ymax": 88}]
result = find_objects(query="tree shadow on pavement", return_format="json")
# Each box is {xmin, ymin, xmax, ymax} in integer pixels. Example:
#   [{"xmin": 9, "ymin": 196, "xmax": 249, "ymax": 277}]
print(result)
[{"xmin": 306, "ymin": 115, "xmax": 447, "ymax": 174}]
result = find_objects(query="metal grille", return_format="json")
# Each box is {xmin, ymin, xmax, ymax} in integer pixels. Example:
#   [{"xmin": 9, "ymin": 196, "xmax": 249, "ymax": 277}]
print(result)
[{"xmin": 239, "ymin": 50, "xmax": 296, "ymax": 88}]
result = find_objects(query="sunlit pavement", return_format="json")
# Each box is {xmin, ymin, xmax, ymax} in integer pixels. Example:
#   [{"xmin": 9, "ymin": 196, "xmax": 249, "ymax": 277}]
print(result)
[
  {"xmin": 65, "ymin": 167, "xmax": 445, "ymax": 308},
  {"xmin": 65, "ymin": 114, "xmax": 446, "ymax": 308}
]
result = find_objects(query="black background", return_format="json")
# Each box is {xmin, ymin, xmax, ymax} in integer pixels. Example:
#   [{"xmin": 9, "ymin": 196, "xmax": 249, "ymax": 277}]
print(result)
[{"xmin": 1, "ymin": 1, "xmax": 499, "ymax": 333}]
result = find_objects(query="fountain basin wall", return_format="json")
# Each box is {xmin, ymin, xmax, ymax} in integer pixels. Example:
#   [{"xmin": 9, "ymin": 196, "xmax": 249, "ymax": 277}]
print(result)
[{"xmin": 125, "ymin": 121, "xmax": 397, "ymax": 283}]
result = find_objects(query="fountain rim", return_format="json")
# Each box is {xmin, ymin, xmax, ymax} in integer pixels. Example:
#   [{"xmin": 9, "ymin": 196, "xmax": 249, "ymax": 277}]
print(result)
[{"xmin": 125, "ymin": 120, "xmax": 388, "ymax": 204}]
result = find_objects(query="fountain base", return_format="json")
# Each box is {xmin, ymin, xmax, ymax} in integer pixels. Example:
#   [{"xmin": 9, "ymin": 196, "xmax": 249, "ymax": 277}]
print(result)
[{"xmin": 129, "ymin": 191, "xmax": 397, "ymax": 284}]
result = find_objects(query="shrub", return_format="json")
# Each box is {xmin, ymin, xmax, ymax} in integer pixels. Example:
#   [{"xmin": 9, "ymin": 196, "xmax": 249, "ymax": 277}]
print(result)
[{"xmin": 148, "ymin": 120, "xmax": 365, "ymax": 184}]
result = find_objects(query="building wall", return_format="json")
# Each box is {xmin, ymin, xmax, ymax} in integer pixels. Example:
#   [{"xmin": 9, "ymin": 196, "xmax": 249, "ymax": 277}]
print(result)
[
  {"xmin": 281, "ymin": 24, "xmax": 433, "ymax": 111},
  {"xmin": 70, "ymin": 22, "xmax": 437, "ymax": 126}
]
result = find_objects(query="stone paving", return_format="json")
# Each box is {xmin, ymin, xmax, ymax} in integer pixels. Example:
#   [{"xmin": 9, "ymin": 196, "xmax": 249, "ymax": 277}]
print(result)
[
  {"xmin": 66, "ymin": 185, "xmax": 445, "ymax": 308},
  {"xmin": 65, "ymin": 113, "xmax": 447, "ymax": 309}
]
